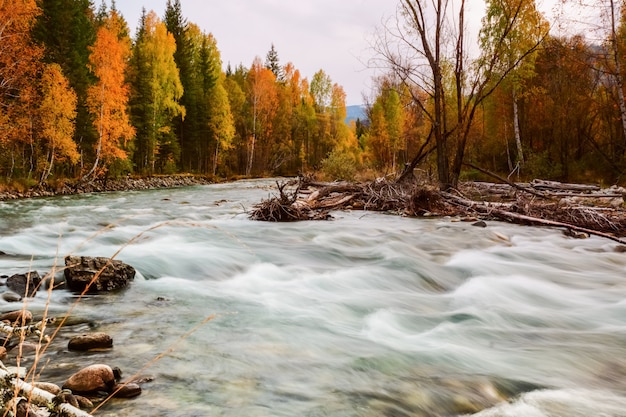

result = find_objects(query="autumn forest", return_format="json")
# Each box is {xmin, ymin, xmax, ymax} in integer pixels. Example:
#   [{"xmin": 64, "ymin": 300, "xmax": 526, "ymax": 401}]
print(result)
[{"xmin": 2, "ymin": 0, "xmax": 626, "ymax": 191}]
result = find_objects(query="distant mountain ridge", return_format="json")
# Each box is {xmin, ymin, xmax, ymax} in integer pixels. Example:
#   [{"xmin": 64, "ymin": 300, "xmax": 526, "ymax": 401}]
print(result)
[{"xmin": 345, "ymin": 105, "xmax": 366, "ymax": 124}]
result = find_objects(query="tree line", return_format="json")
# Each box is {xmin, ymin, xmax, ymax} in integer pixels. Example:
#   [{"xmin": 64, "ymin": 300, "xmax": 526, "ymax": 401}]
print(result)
[
  {"xmin": 2, "ymin": 0, "xmax": 626, "ymax": 190},
  {"xmin": 0, "ymin": 0, "xmax": 354, "ymax": 186},
  {"xmin": 368, "ymin": 0, "xmax": 626, "ymax": 189}
]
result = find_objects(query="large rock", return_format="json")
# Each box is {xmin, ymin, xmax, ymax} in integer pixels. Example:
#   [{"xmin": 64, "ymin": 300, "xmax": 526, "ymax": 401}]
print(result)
[
  {"xmin": 62, "ymin": 364, "xmax": 116, "ymax": 394},
  {"xmin": 64, "ymin": 256, "xmax": 135, "ymax": 292},
  {"xmin": 7, "ymin": 271, "xmax": 41, "ymax": 297}
]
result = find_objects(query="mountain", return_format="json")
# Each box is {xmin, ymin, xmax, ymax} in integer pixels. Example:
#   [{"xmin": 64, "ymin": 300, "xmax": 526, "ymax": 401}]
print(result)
[{"xmin": 345, "ymin": 105, "xmax": 366, "ymax": 124}]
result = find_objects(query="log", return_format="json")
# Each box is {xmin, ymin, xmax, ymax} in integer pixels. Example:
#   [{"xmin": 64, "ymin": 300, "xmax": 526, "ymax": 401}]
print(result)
[
  {"xmin": 0, "ymin": 318, "xmax": 55, "ymax": 342},
  {"xmin": 464, "ymin": 163, "xmax": 548, "ymax": 199},
  {"xmin": 313, "ymin": 194, "xmax": 355, "ymax": 209},
  {"xmin": 442, "ymin": 192, "xmax": 626, "ymax": 244},
  {"xmin": 530, "ymin": 179, "xmax": 601, "ymax": 192},
  {"xmin": 0, "ymin": 366, "xmax": 93, "ymax": 417}
]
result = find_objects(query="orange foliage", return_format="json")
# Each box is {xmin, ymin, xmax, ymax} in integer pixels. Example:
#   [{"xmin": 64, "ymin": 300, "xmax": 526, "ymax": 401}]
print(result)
[
  {"xmin": 86, "ymin": 15, "xmax": 134, "ymax": 171},
  {"xmin": 0, "ymin": 0, "xmax": 43, "ymax": 148},
  {"xmin": 40, "ymin": 63, "xmax": 79, "ymax": 167}
]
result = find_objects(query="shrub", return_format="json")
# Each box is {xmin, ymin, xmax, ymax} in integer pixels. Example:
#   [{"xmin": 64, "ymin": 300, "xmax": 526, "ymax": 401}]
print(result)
[{"xmin": 320, "ymin": 149, "xmax": 358, "ymax": 181}]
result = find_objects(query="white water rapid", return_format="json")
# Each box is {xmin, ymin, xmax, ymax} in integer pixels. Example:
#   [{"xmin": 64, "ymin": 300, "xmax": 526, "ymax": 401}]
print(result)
[{"xmin": 0, "ymin": 179, "xmax": 625, "ymax": 417}]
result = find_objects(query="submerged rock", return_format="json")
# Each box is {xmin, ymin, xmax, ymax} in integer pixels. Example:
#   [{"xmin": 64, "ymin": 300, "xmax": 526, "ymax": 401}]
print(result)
[
  {"xmin": 64, "ymin": 256, "xmax": 135, "ymax": 292},
  {"xmin": 0, "ymin": 309, "xmax": 32, "ymax": 324},
  {"xmin": 112, "ymin": 382, "xmax": 142, "ymax": 398},
  {"xmin": 7, "ymin": 271, "xmax": 41, "ymax": 297},
  {"xmin": 68, "ymin": 332, "xmax": 113, "ymax": 351},
  {"xmin": 2, "ymin": 292, "xmax": 23, "ymax": 303}
]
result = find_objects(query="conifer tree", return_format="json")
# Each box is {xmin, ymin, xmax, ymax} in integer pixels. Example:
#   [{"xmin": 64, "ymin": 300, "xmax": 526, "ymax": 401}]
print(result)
[
  {"xmin": 129, "ymin": 10, "xmax": 184, "ymax": 174},
  {"xmin": 34, "ymin": 0, "xmax": 97, "ymax": 168},
  {"xmin": 265, "ymin": 44, "xmax": 284, "ymax": 82},
  {"xmin": 164, "ymin": 0, "xmax": 193, "ymax": 170}
]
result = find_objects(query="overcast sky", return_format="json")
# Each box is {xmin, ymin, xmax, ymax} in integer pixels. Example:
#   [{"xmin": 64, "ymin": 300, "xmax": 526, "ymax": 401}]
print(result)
[
  {"xmin": 113, "ymin": 1, "xmax": 586, "ymax": 107},
  {"xmin": 115, "ymin": 1, "xmax": 402, "ymax": 106}
]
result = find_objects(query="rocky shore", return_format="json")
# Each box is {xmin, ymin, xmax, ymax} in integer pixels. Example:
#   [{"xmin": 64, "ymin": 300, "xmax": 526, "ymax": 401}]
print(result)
[
  {"xmin": 0, "ymin": 256, "xmax": 142, "ymax": 416},
  {"xmin": 0, "ymin": 175, "xmax": 215, "ymax": 201}
]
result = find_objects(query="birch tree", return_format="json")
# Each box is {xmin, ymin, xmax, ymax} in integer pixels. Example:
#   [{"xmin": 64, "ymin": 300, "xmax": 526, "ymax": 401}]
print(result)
[
  {"xmin": 480, "ymin": 0, "xmax": 549, "ymax": 170},
  {"xmin": 39, "ymin": 63, "xmax": 79, "ymax": 181},
  {"xmin": 84, "ymin": 9, "xmax": 134, "ymax": 179},
  {"xmin": 375, "ymin": 0, "xmax": 548, "ymax": 189}
]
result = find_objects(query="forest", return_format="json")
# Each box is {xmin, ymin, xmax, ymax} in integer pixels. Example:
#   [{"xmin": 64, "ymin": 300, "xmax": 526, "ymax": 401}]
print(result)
[{"xmin": 1, "ymin": 0, "xmax": 626, "ymax": 191}]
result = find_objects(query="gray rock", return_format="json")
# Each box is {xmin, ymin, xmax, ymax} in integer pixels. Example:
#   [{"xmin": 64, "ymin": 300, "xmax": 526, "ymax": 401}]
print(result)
[
  {"xmin": 2, "ymin": 292, "xmax": 23, "ymax": 302},
  {"xmin": 7, "ymin": 271, "xmax": 41, "ymax": 297},
  {"xmin": 64, "ymin": 256, "xmax": 135, "ymax": 292}
]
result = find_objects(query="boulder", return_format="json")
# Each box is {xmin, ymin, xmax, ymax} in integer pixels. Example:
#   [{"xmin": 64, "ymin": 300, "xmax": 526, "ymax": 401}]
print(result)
[
  {"xmin": 64, "ymin": 256, "xmax": 135, "ymax": 292},
  {"xmin": 7, "ymin": 271, "xmax": 41, "ymax": 297},
  {"xmin": 68, "ymin": 332, "xmax": 113, "ymax": 351},
  {"xmin": 62, "ymin": 364, "xmax": 116, "ymax": 394}
]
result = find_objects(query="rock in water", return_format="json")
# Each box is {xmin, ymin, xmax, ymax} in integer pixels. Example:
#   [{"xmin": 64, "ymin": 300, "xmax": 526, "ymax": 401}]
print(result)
[
  {"xmin": 112, "ymin": 382, "xmax": 142, "ymax": 398},
  {"xmin": 68, "ymin": 332, "xmax": 113, "ymax": 351},
  {"xmin": 62, "ymin": 364, "xmax": 116, "ymax": 393},
  {"xmin": 1, "ymin": 292, "xmax": 22, "ymax": 303},
  {"xmin": 64, "ymin": 256, "xmax": 135, "ymax": 292},
  {"xmin": 7, "ymin": 271, "xmax": 41, "ymax": 297},
  {"xmin": 0, "ymin": 310, "xmax": 32, "ymax": 324}
]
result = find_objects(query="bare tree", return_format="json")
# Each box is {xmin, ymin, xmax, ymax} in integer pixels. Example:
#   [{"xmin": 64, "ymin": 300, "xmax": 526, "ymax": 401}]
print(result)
[{"xmin": 373, "ymin": 0, "xmax": 548, "ymax": 189}]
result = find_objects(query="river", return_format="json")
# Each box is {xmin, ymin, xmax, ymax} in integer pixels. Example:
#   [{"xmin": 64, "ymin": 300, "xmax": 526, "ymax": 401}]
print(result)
[{"xmin": 0, "ymin": 179, "xmax": 626, "ymax": 417}]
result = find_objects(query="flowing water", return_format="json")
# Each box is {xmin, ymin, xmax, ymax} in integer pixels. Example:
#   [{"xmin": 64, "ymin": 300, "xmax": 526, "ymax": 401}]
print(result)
[{"xmin": 1, "ymin": 179, "xmax": 626, "ymax": 417}]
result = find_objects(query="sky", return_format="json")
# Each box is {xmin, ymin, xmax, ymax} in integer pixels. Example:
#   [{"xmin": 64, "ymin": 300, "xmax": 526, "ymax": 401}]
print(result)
[
  {"xmin": 113, "ymin": 1, "xmax": 589, "ymax": 107},
  {"xmin": 115, "ymin": 0, "xmax": 399, "ymax": 106}
]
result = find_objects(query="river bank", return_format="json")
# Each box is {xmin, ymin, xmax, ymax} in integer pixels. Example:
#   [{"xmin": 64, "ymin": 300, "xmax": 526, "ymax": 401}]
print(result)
[{"xmin": 0, "ymin": 175, "xmax": 216, "ymax": 201}]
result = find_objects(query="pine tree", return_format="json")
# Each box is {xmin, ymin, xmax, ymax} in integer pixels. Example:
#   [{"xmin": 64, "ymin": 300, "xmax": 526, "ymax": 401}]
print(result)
[
  {"xmin": 265, "ymin": 44, "xmax": 284, "ymax": 82},
  {"xmin": 33, "ymin": 0, "xmax": 97, "ymax": 169},
  {"xmin": 164, "ymin": 0, "xmax": 192, "ymax": 170},
  {"xmin": 129, "ymin": 10, "xmax": 184, "ymax": 174}
]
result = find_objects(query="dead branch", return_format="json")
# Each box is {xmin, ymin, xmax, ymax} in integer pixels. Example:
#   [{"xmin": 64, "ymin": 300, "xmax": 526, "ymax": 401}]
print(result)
[
  {"xmin": 464, "ymin": 162, "xmax": 549, "ymax": 199},
  {"xmin": 442, "ymin": 192, "xmax": 626, "ymax": 244}
]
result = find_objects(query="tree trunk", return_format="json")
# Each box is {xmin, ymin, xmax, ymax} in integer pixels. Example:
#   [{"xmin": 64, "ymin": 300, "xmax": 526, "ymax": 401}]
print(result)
[
  {"xmin": 512, "ymin": 87, "xmax": 524, "ymax": 165},
  {"xmin": 610, "ymin": 0, "xmax": 626, "ymax": 155}
]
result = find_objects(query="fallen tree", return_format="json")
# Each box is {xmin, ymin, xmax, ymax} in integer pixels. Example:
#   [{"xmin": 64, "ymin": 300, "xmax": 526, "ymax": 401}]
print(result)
[{"xmin": 249, "ymin": 176, "xmax": 626, "ymax": 244}]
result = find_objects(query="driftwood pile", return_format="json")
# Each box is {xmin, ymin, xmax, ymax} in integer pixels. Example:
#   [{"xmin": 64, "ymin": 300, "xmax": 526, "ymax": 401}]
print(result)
[{"xmin": 249, "ymin": 177, "xmax": 626, "ymax": 244}]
